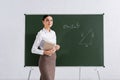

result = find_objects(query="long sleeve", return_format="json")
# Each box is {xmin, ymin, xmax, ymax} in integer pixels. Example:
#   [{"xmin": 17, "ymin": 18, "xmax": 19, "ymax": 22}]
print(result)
[{"xmin": 31, "ymin": 32, "xmax": 44, "ymax": 55}]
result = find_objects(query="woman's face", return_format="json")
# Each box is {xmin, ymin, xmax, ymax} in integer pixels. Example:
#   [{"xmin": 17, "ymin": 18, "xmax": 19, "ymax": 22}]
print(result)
[{"xmin": 42, "ymin": 16, "xmax": 53, "ymax": 28}]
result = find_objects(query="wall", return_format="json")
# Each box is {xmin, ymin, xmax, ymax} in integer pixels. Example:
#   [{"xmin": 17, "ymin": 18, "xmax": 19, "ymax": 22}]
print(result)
[{"xmin": 0, "ymin": 0, "xmax": 120, "ymax": 80}]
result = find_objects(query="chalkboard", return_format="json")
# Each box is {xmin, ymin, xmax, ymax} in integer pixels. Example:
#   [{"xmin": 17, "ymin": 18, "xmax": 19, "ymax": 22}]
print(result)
[{"xmin": 25, "ymin": 14, "xmax": 104, "ymax": 67}]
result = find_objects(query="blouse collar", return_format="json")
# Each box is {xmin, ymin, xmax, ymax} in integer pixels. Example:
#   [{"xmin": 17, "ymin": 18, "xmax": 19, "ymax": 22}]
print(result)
[{"xmin": 43, "ymin": 28, "xmax": 52, "ymax": 33}]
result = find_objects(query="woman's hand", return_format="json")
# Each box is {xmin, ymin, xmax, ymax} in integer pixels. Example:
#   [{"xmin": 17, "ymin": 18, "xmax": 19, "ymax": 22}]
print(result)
[
  {"xmin": 43, "ymin": 44, "xmax": 60, "ymax": 56},
  {"xmin": 43, "ymin": 47, "xmax": 56, "ymax": 56},
  {"xmin": 55, "ymin": 44, "xmax": 60, "ymax": 51}
]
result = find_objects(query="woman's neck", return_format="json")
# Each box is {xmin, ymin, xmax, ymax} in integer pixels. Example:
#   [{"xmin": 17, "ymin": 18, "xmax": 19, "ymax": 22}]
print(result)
[{"xmin": 44, "ymin": 27, "xmax": 50, "ymax": 32}]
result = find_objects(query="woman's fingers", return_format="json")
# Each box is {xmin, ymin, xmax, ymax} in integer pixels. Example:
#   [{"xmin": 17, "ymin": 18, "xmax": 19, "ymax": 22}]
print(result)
[
  {"xmin": 55, "ymin": 45, "xmax": 60, "ymax": 50},
  {"xmin": 44, "ymin": 49, "xmax": 56, "ymax": 56}
]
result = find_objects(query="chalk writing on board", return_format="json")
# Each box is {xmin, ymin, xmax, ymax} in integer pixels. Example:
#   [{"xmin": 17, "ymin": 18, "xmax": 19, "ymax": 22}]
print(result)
[
  {"xmin": 63, "ymin": 22, "xmax": 80, "ymax": 29},
  {"xmin": 78, "ymin": 29, "xmax": 94, "ymax": 47}
]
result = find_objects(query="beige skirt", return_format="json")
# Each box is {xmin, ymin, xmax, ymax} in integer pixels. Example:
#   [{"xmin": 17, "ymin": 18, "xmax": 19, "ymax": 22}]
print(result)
[{"xmin": 39, "ymin": 53, "xmax": 56, "ymax": 80}]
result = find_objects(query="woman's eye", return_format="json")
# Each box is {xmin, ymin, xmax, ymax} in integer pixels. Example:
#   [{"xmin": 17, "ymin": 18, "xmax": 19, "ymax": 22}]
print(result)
[{"xmin": 46, "ymin": 19, "xmax": 49, "ymax": 21}]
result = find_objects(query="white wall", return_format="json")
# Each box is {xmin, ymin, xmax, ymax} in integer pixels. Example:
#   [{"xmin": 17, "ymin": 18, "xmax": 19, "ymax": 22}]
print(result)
[{"xmin": 0, "ymin": 0, "xmax": 120, "ymax": 80}]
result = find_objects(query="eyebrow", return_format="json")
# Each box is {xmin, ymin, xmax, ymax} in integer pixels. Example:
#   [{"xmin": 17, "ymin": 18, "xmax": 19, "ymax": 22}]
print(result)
[{"xmin": 45, "ymin": 18, "xmax": 53, "ymax": 21}]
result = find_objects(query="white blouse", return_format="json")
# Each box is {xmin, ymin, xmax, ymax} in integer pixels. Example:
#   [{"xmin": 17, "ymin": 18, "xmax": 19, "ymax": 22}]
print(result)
[{"xmin": 31, "ymin": 28, "xmax": 56, "ymax": 55}]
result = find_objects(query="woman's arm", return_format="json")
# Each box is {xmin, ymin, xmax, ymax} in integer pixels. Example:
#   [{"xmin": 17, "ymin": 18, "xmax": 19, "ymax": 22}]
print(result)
[{"xmin": 31, "ymin": 32, "xmax": 44, "ymax": 55}]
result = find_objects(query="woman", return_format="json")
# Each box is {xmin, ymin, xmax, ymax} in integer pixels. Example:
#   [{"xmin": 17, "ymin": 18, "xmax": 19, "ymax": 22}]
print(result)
[{"xmin": 31, "ymin": 15, "xmax": 60, "ymax": 80}]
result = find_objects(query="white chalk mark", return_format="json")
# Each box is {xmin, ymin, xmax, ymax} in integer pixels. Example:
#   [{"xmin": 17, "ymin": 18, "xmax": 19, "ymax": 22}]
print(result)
[
  {"xmin": 78, "ymin": 29, "xmax": 94, "ymax": 47},
  {"xmin": 63, "ymin": 22, "xmax": 80, "ymax": 29}
]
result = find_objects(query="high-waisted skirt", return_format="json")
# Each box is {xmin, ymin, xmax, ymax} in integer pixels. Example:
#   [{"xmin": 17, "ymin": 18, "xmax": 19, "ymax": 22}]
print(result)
[{"xmin": 39, "ymin": 53, "xmax": 56, "ymax": 80}]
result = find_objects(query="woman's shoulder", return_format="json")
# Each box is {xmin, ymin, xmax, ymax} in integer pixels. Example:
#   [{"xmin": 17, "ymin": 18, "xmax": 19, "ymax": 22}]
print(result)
[
  {"xmin": 51, "ymin": 29, "xmax": 56, "ymax": 33},
  {"xmin": 36, "ymin": 29, "xmax": 43, "ymax": 35}
]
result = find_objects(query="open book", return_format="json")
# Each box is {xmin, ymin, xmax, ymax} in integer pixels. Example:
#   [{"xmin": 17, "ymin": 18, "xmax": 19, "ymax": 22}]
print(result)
[{"xmin": 41, "ymin": 40, "xmax": 56, "ymax": 50}]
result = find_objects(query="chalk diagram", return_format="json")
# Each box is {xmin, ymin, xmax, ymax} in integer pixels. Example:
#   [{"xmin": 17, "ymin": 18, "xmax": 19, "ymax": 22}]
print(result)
[{"xmin": 78, "ymin": 29, "xmax": 94, "ymax": 47}]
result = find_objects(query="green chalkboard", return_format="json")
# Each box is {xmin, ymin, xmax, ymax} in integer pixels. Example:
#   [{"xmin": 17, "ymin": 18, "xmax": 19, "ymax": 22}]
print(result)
[{"xmin": 25, "ymin": 14, "xmax": 104, "ymax": 66}]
